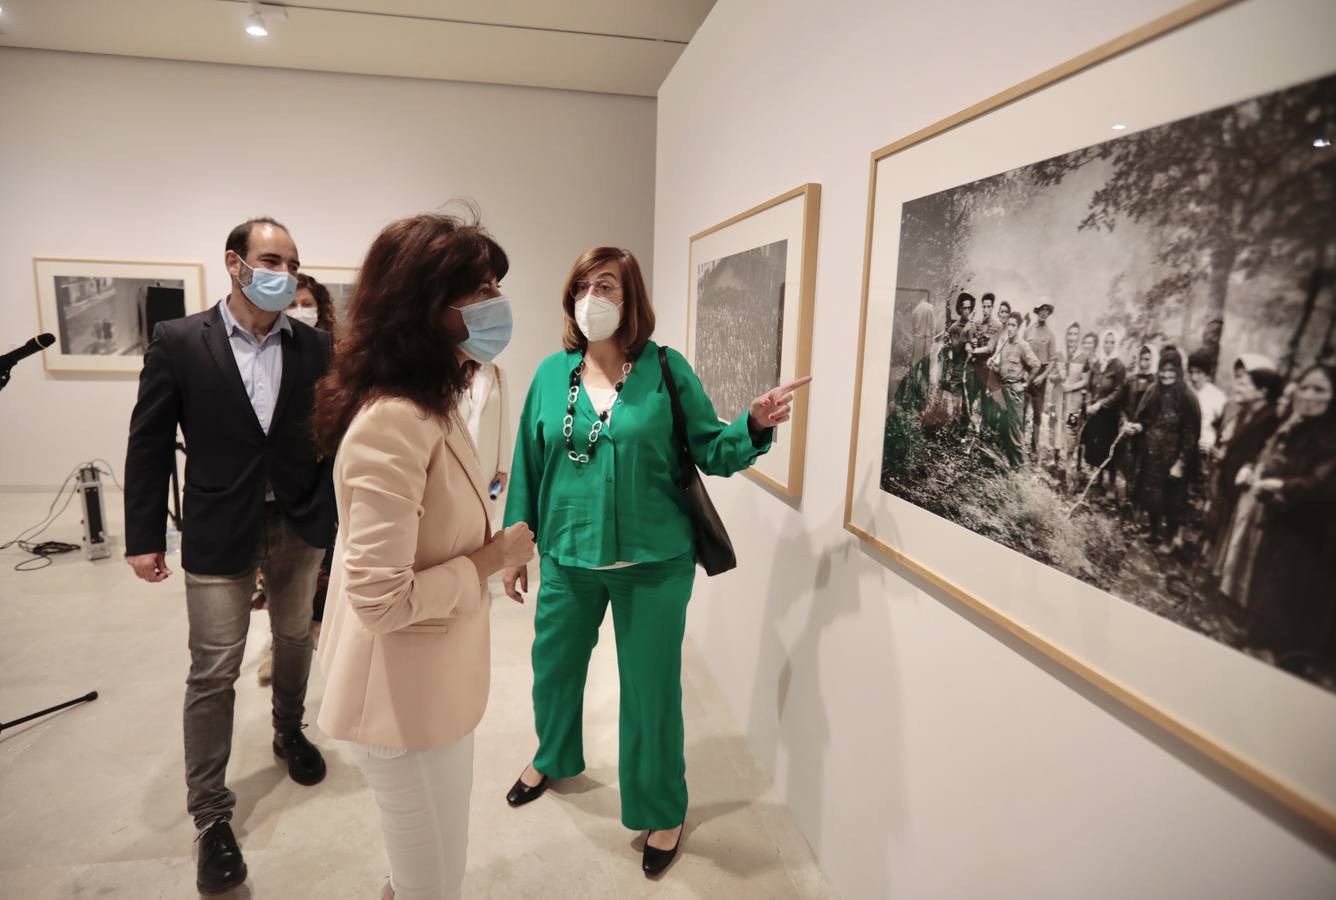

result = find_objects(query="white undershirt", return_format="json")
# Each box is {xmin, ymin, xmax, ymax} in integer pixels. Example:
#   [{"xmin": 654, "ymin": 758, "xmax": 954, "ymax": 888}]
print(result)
[
  {"xmin": 583, "ymin": 383, "xmax": 617, "ymax": 425},
  {"xmin": 582, "ymin": 381, "xmax": 635, "ymax": 570}
]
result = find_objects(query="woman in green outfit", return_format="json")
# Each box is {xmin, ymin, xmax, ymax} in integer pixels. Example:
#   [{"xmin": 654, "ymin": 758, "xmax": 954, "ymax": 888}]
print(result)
[{"xmin": 500, "ymin": 246, "xmax": 808, "ymax": 877}]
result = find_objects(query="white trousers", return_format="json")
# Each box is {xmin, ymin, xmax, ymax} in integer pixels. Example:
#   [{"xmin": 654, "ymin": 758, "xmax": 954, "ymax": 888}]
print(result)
[{"xmin": 355, "ymin": 733, "xmax": 475, "ymax": 900}]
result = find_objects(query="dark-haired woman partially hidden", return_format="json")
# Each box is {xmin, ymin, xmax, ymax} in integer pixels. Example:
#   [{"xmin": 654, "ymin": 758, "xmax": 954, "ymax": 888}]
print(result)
[
  {"xmin": 1224, "ymin": 365, "xmax": 1336, "ymax": 670},
  {"xmin": 257, "ymin": 272, "xmax": 342, "ymax": 687},
  {"xmin": 315, "ymin": 214, "xmax": 535, "ymax": 900},
  {"xmin": 499, "ymin": 247, "xmax": 810, "ymax": 878}
]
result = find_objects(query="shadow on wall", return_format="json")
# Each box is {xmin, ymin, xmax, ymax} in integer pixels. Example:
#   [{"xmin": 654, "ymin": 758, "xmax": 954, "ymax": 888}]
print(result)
[{"xmin": 738, "ymin": 469, "xmax": 911, "ymax": 895}]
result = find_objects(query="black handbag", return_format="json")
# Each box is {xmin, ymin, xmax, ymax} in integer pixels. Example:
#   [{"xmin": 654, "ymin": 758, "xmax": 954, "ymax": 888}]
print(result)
[{"xmin": 658, "ymin": 347, "xmax": 737, "ymax": 576}]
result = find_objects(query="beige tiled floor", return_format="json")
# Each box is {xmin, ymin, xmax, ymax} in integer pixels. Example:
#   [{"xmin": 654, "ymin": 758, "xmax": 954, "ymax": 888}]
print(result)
[{"xmin": 0, "ymin": 491, "xmax": 835, "ymax": 899}]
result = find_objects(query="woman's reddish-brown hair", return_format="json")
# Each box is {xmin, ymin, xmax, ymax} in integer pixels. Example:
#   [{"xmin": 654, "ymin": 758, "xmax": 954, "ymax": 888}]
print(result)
[
  {"xmin": 560, "ymin": 247, "xmax": 655, "ymax": 356},
  {"xmin": 312, "ymin": 213, "xmax": 508, "ymax": 456}
]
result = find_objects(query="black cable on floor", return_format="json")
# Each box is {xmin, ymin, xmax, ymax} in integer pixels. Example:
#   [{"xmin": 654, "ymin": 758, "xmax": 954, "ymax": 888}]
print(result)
[
  {"xmin": 1, "ymin": 463, "xmax": 107, "ymax": 571},
  {"xmin": 11, "ymin": 539, "xmax": 81, "ymax": 571}
]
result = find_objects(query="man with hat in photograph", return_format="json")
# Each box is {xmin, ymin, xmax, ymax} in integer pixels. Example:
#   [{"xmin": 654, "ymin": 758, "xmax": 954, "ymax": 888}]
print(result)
[
  {"xmin": 1024, "ymin": 300, "xmax": 1057, "ymax": 458},
  {"xmin": 945, "ymin": 292, "xmax": 978, "ymax": 429}
]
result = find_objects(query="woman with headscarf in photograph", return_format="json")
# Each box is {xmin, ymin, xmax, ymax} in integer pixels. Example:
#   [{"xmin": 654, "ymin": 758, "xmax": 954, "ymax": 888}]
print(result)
[
  {"xmin": 1116, "ymin": 343, "xmax": 1157, "ymax": 518},
  {"xmin": 1048, "ymin": 321, "xmax": 1086, "ymax": 470},
  {"xmin": 1220, "ymin": 365, "xmax": 1336, "ymax": 672},
  {"xmin": 1207, "ymin": 355, "xmax": 1285, "ymax": 585},
  {"xmin": 1061, "ymin": 330, "xmax": 1100, "ymax": 481},
  {"xmin": 1081, "ymin": 329, "xmax": 1127, "ymax": 493},
  {"xmin": 1123, "ymin": 347, "xmax": 1201, "ymax": 551}
]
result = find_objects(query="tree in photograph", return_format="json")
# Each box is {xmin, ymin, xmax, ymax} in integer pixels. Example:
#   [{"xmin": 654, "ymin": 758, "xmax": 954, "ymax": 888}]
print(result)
[{"xmin": 1031, "ymin": 74, "xmax": 1336, "ymax": 363}]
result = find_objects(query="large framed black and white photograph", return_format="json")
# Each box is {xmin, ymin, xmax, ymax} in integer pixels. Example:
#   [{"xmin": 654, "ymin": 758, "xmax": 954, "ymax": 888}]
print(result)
[
  {"xmin": 844, "ymin": 0, "xmax": 1336, "ymax": 834},
  {"xmin": 33, "ymin": 258, "xmax": 206, "ymax": 374},
  {"xmin": 687, "ymin": 184, "xmax": 820, "ymax": 497}
]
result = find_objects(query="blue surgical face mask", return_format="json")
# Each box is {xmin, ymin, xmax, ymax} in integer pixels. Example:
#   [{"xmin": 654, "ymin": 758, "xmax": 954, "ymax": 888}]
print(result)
[
  {"xmin": 237, "ymin": 257, "xmax": 298, "ymax": 312},
  {"xmin": 455, "ymin": 295, "xmax": 513, "ymax": 363}
]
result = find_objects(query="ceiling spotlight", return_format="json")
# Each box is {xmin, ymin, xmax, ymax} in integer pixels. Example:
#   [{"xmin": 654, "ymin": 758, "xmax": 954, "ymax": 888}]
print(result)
[
  {"xmin": 245, "ymin": 2, "xmax": 275, "ymax": 37},
  {"xmin": 1316, "ymin": 138, "xmax": 1332, "ymax": 149},
  {"xmin": 1111, "ymin": 123, "xmax": 1128, "ymax": 131}
]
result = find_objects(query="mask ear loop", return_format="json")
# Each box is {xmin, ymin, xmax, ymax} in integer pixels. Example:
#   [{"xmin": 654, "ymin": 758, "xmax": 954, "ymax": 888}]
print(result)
[{"xmin": 231, "ymin": 253, "xmax": 254, "ymax": 288}]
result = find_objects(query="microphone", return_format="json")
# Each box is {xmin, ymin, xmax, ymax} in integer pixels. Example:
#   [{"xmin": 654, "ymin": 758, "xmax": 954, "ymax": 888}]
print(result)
[{"xmin": 0, "ymin": 333, "xmax": 55, "ymax": 370}]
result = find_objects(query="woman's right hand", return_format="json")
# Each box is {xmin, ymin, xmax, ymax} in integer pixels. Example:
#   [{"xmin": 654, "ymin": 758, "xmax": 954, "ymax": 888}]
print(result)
[
  {"xmin": 468, "ymin": 523, "xmax": 535, "ymax": 580},
  {"xmin": 503, "ymin": 565, "xmax": 529, "ymax": 604},
  {"xmin": 493, "ymin": 523, "xmax": 536, "ymax": 570}
]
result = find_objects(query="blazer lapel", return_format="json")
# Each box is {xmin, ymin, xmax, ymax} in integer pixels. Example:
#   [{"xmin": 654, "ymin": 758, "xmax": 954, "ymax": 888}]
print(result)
[
  {"xmin": 202, "ymin": 304, "xmax": 264, "ymax": 437},
  {"xmin": 441, "ymin": 412, "xmax": 491, "ymax": 517},
  {"xmin": 270, "ymin": 327, "xmax": 298, "ymax": 430}
]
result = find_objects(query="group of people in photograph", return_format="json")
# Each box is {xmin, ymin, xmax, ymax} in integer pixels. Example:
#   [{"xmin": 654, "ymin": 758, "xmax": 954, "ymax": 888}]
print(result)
[
  {"xmin": 903, "ymin": 288, "xmax": 1336, "ymax": 678},
  {"xmin": 122, "ymin": 214, "xmax": 807, "ymax": 898}
]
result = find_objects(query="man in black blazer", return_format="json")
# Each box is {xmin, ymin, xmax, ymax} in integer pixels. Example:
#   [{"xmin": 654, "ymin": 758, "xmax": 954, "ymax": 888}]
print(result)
[{"xmin": 124, "ymin": 217, "xmax": 335, "ymax": 894}]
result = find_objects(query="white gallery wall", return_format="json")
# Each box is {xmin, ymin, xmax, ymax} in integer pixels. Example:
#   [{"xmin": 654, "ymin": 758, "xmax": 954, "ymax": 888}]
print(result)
[
  {"xmin": 0, "ymin": 48, "xmax": 655, "ymax": 488},
  {"xmin": 654, "ymin": 1, "xmax": 1336, "ymax": 898}
]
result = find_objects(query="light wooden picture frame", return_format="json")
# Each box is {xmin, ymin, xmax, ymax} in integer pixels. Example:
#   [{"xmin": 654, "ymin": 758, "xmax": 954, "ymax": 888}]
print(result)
[
  {"xmin": 687, "ymin": 184, "xmax": 820, "ymax": 498},
  {"xmin": 844, "ymin": 0, "xmax": 1336, "ymax": 835},
  {"xmin": 33, "ymin": 258, "xmax": 207, "ymax": 374}
]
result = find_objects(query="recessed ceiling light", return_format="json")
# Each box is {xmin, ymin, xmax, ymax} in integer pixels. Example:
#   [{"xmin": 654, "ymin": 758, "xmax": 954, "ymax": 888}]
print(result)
[
  {"xmin": 1316, "ymin": 138, "xmax": 1332, "ymax": 149},
  {"xmin": 1111, "ymin": 123, "xmax": 1128, "ymax": 131},
  {"xmin": 246, "ymin": 13, "xmax": 268, "ymax": 37}
]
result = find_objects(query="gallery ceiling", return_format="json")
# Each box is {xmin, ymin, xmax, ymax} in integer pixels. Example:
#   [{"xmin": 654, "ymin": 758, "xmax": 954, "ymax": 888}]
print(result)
[{"xmin": 0, "ymin": 0, "xmax": 715, "ymax": 97}]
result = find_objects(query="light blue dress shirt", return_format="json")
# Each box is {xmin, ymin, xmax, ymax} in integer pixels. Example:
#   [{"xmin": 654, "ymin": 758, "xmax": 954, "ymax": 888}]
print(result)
[{"xmin": 217, "ymin": 297, "xmax": 291, "ymax": 435}]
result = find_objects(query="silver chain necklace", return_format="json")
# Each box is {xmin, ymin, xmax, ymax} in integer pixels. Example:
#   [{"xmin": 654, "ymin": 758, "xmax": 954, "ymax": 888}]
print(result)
[{"xmin": 564, "ymin": 357, "xmax": 634, "ymax": 464}]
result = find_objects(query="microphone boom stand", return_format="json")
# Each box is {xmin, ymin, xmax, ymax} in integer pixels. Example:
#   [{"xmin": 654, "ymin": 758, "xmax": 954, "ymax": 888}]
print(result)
[
  {"xmin": 0, "ymin": 349, "xmax": 100, "ymax": 733},
  {"xmin": 1, "ymin": 692, "xmax": 99, "ymax": 734}
]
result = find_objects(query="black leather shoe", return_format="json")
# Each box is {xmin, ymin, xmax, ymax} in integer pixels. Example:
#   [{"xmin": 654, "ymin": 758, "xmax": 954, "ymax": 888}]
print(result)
[
  {"xmin": 196, "ymin": 820, "xmax": 247, "ymax": 894},
  {"xmin": 273, "ymin": 728, "xmax": 327, "ymax": 786},
  {"xmin": 505, "ymin": 770, "xmax": 549, "ymax": 807},
  {"xmin": 642, "ymin": 826, "xmax": 683, "ymax": 878}
]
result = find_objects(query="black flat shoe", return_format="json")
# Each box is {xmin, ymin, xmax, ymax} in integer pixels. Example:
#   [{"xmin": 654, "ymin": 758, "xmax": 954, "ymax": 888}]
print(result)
[
  {"xmin": 196, "ymin": 820, "xmax": 247, "ymax": 894},
  {"xmin": 642, "ymin": 826, "xmax": 683, "ymax": 878},
  {"xmin": 506, "ymin": 771, "xmax": 549, "ymax": 807},
  {"xmin": 274, "ymin": 728, "xmax": 327, "ymax": 786}
]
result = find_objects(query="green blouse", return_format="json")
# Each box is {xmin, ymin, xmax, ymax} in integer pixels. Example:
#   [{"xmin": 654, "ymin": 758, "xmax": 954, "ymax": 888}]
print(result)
[{"xmin": 503, "ymin": 341, "xmax": 771, "ymax": 569}]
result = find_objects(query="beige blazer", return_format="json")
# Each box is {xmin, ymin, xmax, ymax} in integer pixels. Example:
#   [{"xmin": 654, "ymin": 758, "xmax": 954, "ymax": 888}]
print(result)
[{"xmin": 317, "ymin": 396, "xmax": 492, "ymax": 750}]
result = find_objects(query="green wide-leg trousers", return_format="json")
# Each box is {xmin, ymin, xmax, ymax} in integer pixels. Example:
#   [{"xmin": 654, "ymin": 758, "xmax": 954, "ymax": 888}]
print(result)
[{"xmin": 530, "ymin": 552, "xmax": 695, "ymax": 831}]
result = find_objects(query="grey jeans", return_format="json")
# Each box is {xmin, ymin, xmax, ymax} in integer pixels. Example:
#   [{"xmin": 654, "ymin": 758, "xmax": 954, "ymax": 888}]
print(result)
[{"xmin": 183, "ymin": 503, "xmax": 325, "ymax": 829}]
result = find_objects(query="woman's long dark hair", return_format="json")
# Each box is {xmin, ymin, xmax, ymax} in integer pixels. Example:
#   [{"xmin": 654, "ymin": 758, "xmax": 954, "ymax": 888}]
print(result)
[{"xmin": 312, "ymin": 213, "xmax": 508, "ymax": 456}]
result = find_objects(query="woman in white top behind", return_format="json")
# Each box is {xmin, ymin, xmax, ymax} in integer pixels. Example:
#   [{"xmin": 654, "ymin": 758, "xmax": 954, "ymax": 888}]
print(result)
[{"xmin": 458, "ymin": 361, "xmax": 512, "ymax": 527}]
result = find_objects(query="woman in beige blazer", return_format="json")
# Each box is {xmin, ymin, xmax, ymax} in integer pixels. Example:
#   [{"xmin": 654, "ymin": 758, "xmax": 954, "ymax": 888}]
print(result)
[{"xmin": 314, "ymin": 213, "xmax": 534, "ymax": 900}]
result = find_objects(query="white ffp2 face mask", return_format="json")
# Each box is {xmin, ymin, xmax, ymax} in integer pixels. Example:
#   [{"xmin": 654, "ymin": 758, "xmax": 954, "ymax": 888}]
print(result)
[
  {"xmin": 287, "ymin": 306, "xmax": 319, "ymax": 328},
  {"xmin": 574, "ymin": 294, "xmax": 622, "ymax": 343}
]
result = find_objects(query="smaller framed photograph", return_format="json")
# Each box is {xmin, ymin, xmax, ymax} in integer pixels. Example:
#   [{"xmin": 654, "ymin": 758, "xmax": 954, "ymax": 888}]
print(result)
[
  {"xmin": 300, "ymin": 265, "xmax": 359, "ymax": 326},
  {"xmin": 33, "ymin": 258, "xmax": 206, "ymax": 374},
  {"xmin": 686, "ymin": 183, "xmax": 821, "ymax": 498}
]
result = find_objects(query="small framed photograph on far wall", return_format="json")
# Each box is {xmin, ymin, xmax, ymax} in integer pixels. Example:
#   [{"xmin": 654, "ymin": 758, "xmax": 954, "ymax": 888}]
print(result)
[{"xmin": 33, "ymin": 257, "xmax": 206, "ymax": 374}]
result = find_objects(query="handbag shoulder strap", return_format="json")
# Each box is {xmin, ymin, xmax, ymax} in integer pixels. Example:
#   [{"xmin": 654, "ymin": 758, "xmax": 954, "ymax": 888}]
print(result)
[{"xmin": 658, "ymin": 346, "xmax": 690, "ymax": 454}]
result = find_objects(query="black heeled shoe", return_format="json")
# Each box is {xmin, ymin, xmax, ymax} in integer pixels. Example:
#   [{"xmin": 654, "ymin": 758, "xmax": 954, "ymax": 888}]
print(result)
[
  {"xmin": 642, "ymin": 826, "xmax": 683, "ymax": 878},
  {"xmin": 505, "ymin": 770, "xmax": 549, "ymax": 807}
]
